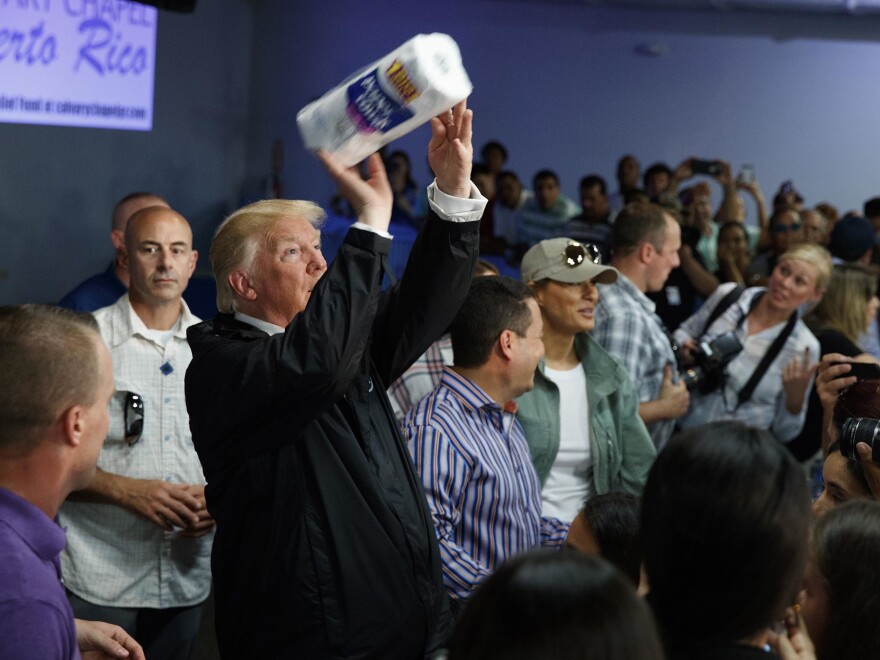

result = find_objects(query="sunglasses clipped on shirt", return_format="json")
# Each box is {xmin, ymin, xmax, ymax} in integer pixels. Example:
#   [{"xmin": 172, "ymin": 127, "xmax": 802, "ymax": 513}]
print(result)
[
  {"xmin": 563, "ymin": 241, "xmax": 603, "ymax": 267},
  {"xmin": 123, "ymin": 391, "xmax": 144, "ymax": 446}
]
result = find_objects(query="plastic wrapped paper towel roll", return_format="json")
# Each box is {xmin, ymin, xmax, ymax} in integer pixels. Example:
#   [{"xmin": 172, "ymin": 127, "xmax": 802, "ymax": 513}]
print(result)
[{"xmin": 297, "ymin": 33, "xmax": 473, "ymax": 167}]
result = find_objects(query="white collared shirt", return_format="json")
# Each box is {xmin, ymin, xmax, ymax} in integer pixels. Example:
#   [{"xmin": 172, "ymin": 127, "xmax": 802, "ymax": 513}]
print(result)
[{"xmin": 60, "ymin": 294, "xmax": 213, "ymax": 608}]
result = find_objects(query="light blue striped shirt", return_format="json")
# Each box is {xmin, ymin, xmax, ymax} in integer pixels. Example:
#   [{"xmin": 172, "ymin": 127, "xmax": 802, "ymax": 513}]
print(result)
[{"xmin": 404, "ymin": 367, "xmax": 569, "ymax": 604}]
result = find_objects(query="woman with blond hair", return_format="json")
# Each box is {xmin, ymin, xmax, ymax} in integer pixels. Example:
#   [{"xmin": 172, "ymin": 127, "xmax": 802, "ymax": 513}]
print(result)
[
  {"xmin": 674, "ymin": 242, "xmax": 832, "ymax": 443},
  {"xmin": 788, "ymin": 264, "xmax": 879, "ymax": 460}
]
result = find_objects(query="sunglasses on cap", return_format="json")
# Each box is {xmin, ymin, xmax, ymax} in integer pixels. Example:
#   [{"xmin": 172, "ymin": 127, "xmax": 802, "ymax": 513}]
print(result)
[
  {"xmin": 123, "ymin": 391, "xmax": 144, "ymax": 446},
  {"xmin": 563, "ymin": 241, "xmax": 603, "ymax": 266}
]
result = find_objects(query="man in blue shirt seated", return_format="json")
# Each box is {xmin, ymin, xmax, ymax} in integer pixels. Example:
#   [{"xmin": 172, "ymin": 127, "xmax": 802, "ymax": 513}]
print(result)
[
  {"xmin": 404, "ymin": 277, "xmax": 569, "ymax": 612},
  {"xmin": 0, "ymin": 304, "xmax": 144, "ymax": 660}
]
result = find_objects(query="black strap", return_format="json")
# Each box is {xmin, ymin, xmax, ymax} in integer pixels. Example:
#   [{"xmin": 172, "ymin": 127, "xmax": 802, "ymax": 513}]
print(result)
[
  {"xmin": 735, "ymin": 294, "xmax": 797, "ymax": 409},
  {"xmin": 701, "ymin": 285, "xmax": 744, "ymax": 337}
]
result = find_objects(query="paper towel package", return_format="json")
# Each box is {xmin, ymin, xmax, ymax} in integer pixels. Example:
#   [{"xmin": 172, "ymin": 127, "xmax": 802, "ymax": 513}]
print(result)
[{"xmin": 297, "ymin": 33, "xmax": 473, "ymax": 167}]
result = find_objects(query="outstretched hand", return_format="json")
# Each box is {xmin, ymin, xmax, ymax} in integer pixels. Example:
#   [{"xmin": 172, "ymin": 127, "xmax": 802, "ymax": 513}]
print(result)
[
  {"xmin": 428, "ymin": 99, "xmax": 474, "ymax": 198},
  {"xmin": 318, "ymin": 150, "xmax": 393, "ymax": 232},
  {"xmin": 782, "ymin": 348, "xmax": 817, "ymax": 414}
]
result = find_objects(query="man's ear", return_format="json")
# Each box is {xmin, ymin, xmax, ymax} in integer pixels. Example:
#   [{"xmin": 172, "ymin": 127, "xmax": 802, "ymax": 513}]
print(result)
[
  {"xmin": 118, "ymin": 245, "xmax": 129, "ymax": 270},
  {"xmin": 229, "ymin": 270, "xmax": 257, "ymax": 301},
  {"xmin": 60, "ymin": 405, "xmax": 84, "ymax": 448},
  {"xmin": 188, "ymin": 250, "xmax": 199, "ymax": 276},
  {"xmin": 110, "ymin": 229, "xmax": 125, "ymax": 252},
  {"xmin": 498, "ymin": 329, "xmax": 515, "ymax": 362},
  {"xmin": 639, "ymin": 241, "xmax": 655, "ymax": 265}
]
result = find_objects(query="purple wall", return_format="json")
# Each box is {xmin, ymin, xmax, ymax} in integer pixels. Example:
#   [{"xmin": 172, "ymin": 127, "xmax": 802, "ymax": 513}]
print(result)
[
  {"xmin": 245, "ymin": 0, "xmax": 880, "ymax": 223},
  {"xmin": 2, "ymin": 0, "xmax": 879, "ymax": 303}
]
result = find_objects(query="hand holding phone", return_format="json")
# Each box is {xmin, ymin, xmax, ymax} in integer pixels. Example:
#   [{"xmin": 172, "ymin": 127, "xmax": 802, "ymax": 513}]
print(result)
[
  {"xmin": 831, "ymin": 361, "xmax": 880, "ymax": 382},
  {"xmin": 691, "ymin": 159, "xmax": 722, "ymax": 176}
]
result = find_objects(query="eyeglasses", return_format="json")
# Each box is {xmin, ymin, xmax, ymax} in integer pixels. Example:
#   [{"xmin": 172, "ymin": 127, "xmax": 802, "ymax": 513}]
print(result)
[
  {"xmin": 771, "ymin": 223, "xmax": 802, "ymax": 234},
  {"xmin": 563, "ymin": 241, "xmax": 602, "ymax": 267},
  {"xmin": 124, "ymin": 391, "xmax": 144, "ymax": 446}
]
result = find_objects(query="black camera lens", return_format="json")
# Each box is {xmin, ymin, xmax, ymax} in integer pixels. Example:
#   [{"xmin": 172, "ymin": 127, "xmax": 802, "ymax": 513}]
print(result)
[{"xmin": 839, "ymin": 417, "xmax": 880, "ymax": 462}]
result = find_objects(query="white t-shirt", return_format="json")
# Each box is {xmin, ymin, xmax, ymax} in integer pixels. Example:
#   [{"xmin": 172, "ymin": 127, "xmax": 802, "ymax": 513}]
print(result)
[{"xmin": 540, "ymin": 364, "xmax": 592, "ymax": 523}]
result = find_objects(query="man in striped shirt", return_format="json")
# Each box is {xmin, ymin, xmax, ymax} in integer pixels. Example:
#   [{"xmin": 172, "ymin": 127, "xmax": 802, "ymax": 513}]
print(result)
[{"xmin": 404, "ymin": 277, "xmax": 569, "ymax": 611}]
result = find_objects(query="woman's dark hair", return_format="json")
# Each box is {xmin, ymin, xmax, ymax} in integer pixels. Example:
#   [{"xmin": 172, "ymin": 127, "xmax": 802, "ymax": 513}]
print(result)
[
  {"xmin": 812, "ymin": 500, "xmax": 880, "ymax": 659},
  {"xmin": 447, "ymin": 551, "xmax": 664, "ymax": 660},
  {"xmin": 641, "ymin": 421, "xmax": 811, "ymax": 644},
  {"xmin": 832, "ymin": 378, "xmax": 880, "ymax": 430},
  {"xmin": 826, "ymin": 440, "xmax": 871, "ymax": 497},
  {"xmin": 578, "ymin": 493, "xmax": 642, "ymax": 585}
]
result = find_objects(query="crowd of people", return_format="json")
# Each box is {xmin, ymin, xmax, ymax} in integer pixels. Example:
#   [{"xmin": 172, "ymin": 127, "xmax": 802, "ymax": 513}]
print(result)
[{"xmin": 3, "ymin": 101, "xmax": 880, "ymax": 659}]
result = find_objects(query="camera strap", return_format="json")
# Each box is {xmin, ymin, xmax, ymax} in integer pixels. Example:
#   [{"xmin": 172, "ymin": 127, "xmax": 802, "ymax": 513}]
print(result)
[
  {"xmin": 735, "ymin": 291, "xmax": 797, "ymax": 409},
  {"xmin": 700, "ymin": 285, "xmax": 744, "ymax": 337}
]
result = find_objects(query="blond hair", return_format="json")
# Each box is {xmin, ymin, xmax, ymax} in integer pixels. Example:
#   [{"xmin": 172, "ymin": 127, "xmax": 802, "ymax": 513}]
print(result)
[
  {"xmin": 779, "ymin": 243, "xmax": 833, "ymax": 292},
  {"xmin": 210, "ymin": 199, "xmax": 326, "ymax": 313},
  {"xmin": 807, "ymin": 264, "xmax": 878, "ymax": 344}
]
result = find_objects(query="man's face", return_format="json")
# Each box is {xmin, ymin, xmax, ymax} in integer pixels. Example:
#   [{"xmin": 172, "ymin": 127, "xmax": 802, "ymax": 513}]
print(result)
[
  {"xmin": 618, "ymin": 156, "xmax": 640, "ymax": 189},
  {"xmin": 534, "ymin": 176, "xmax": 560, "ymax": 211},
  {"xmin": 248, "ymin": 216, "xmax": 327, "ymax": 327},
  {"xmin": 802, "ymin": 210, "xmax": 827, "ymax": 245},
  {"xmin": 125, "ymin": 209, "xmax": 197, "ymax": 307},
  {"xmin": 646, "ymin": 172, "xmax": 670, "ymax": 198},
  {"xmin": 498, "ymin": 175, "xmax": 522, "ymax": 209},
  {"xmin": 580, "ymin": 184, "xmax": 609, "ymax": 222},
  {"xmin": 511, "ymin": 298, "xmax": 545, "ymax": 397},
  {"xmin": 771, "ymin": 210, "xmax": 804, "ymax": 254},
  {"xmin": 645, "ymin": 214, "xmax": 681, "ymax": 292},
  {"xmin": 483, "ymin": 146, "xmax": 506, "ymax": 174}
]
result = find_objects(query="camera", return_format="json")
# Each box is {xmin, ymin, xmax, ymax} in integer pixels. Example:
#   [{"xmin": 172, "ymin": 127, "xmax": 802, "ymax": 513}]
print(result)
[
  {"xmin": 679, "ymin": 332, "xmax": 744, "ymax": 394},
  {"xmin": 840, "ymin": 418, "xmax": 880, "ymax": 463}
]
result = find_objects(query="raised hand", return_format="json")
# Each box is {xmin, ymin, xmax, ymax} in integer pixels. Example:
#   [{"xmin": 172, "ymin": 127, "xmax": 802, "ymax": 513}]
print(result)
[
  {"xmin": 782, "ymin": 347, "xmax": 817, "ymax": 414},
  {"xmin": 427, "ymin": 99, "xmax": 473, "ymax": 198},
  {"xmin": 318, "ymin": 150, "xmax": 393, "ymax": 232}
]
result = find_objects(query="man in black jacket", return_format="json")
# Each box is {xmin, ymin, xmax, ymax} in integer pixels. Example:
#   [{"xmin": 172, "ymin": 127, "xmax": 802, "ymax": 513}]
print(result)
[{"xmin": 185, "ymin": 101, "xmax": 484, "ymax": 659}]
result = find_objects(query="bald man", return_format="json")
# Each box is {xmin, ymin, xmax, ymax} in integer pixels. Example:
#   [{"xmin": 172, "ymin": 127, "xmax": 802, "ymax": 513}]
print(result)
[
  {"xmin": 59, "ymin": 207, "xmax": 213, "ymax": 660},
  {"xmin": 59, "ymin": 192, "xmax": 171, "ymax": 312}
]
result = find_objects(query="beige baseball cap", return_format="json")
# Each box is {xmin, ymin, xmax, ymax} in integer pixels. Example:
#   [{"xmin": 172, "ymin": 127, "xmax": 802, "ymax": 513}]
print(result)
[{"xmin": 521, "ymin": 238, "xmax": 619, "ymax": 284}]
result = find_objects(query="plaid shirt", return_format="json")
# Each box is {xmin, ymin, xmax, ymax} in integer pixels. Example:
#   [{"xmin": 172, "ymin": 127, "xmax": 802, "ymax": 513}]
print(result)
[
  {"xmin": 60, "ymin": 295, "xmax": 212, "ymax": 608},
  {"xmin": 404, "ymin": 368, "xmax": 569, "ymax": 604},
  {"xmin": 388, "ymin": 334, "xmax": 453, "ymax": 423},
  {"xmin": 593, "ymin": 273, "xmax": 678, "ymax": 449}
]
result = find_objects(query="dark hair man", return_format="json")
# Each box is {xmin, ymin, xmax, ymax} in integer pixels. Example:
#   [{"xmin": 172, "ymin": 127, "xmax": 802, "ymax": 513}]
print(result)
[
  {"xmin": 565, "ymin": 174, "xmax": 614, "ymax": 262},
  {"xmin": 519, "ymin": 169, "xmax": 579, "ymax": 247},
  {"xmin": 404, "ymin": 277, "xmax": 568, "ymax": 610}
]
